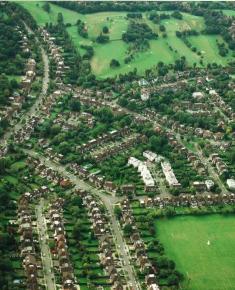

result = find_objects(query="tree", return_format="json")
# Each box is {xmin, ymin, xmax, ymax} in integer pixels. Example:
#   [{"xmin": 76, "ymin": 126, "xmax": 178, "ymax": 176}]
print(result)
[
  {"xmin": 123, "ymin": 223, "xmax": 134, "ymax": 235},
  {"xmin": 96, "ymin": 107, "xmax": 113, "ymax": 123},
  {"xmin": 102, "ymin": 26, "xmax": 109, "ymax": 34},
  {"xmin": 114, "ymin": 206, "xmax": 122, "ymax": 219},
  {"xmin": 96, "ymin": 33, "xmax": 109, "ymax": 43},
  {"xmin": 69, "ymin": 99, "xmax": 81, "ymax": 112},
  {"xmin": 42, "ymin": 2, "xmax": 51, "ymax": 13},
  {"xmin": 57, "ymin": 12, "xmax": 64, "ymax": 24},
  {"xmin": 110, "ymin": 59, "xmax": 120, "ymax": 68},
  {"xmin": 159, "ymin": 25, "xmax": 166, "ymax": 32}
]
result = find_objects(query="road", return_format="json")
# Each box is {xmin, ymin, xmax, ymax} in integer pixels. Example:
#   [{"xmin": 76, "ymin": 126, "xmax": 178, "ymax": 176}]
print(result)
[
  {"xmin": 25, "ymin": 149, "xmax": 141, "ymax": 290},
  {"xmin": 194, "ymin": 144, "xmax": 229, "ymax": 194},
  {"xmin": 0, "ymin": 26, "xmax": 49, "ymax": 148},
  {"xmin": 35, "ymin": 198, "xmax": 56, "ymax": 290}
]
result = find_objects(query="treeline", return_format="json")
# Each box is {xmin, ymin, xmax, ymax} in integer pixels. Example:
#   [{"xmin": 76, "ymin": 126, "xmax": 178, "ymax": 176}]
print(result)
[
  {"xmin": 76, "ymin": 19, "xmax": 88, "ymax": 38},
  {"xmin": 51, "ymin": 1, "xmax": 160, "ymax": 14},
  {"xmin": 0, "ymin": 5, "xmax": 29, "ymax": 75},
  {"xmin": 4, "ymin": 2, "xmax": 37, "ymax": 30}
]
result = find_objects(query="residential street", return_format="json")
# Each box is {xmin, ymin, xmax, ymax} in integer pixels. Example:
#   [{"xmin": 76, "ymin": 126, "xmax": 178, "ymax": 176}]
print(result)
[
  {"xmin": 25, "ymin": 149, "xmax": 141, "ymax": 290},
  {"xmin": 194, "ymin": 144, "xmax": 229, "ymax": 194},
  {"xmin": 36, "ymin": 198, "xmax": 56, "ymax": 290},
  {"xmin": 0, "ymin": 27, "xmax": 49, "ymax": 148}
]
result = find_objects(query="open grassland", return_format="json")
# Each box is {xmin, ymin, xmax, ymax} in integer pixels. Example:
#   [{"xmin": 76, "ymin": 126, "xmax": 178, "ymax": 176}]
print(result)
[
  {"xmin": 155, "ymin": 214, "xmax": 235, "ymax": 290},
  {"xmin": 20, "ymin": 1, "xmax": 82, "ymax": 25},
  {"xmin": 20, "ymin": 2, "xmax": 235, "ymax": 78}
]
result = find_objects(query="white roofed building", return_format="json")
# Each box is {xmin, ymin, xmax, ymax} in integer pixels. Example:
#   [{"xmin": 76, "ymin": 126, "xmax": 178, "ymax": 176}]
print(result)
[{"xmin": 161, "ymin": 161, "xmax": 181, "ymax": 187}]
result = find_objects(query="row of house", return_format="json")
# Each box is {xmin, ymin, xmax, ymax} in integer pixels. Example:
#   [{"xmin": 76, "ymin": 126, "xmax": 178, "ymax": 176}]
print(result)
[
  {"xmin": 120, "ymin": 199, "xmax": 160, "ymax": 290},
  {"xmin": 141, "ymin": 192, "xmax": 235, "ymax": 208},
  {"xmin": 28, "ymin": 157, "xmax": 72, "ymax": 188},
  {"xmin": 92, "ymin": 134, "xmax": 147, "ymax": 162},
  {"xmin": 76, "ymin": 127, "xmax": 130, "ymax": 154},
  {"xmin": 21, "ymin": 58, "xmax": 37, "ymax": 95},
  {"xmin": 40, "ymin": 28, "xmax": 67, "ymax": 84},
  {"xmin": 210, "ymin": 153, "xmax": 228, "ymax": 176},
  {"xmin": 70, "ymin": 163, "xmax": 135, "ymax": 195},
  {"xmin": 77, "ymin": 190, "xmax": 124, "ymax": 290},
  {"xmin": 49, "ymin": 199, "xmax": 77, "ymax": 290},
  {"xmin": 18, "ymin": 187, "xmax": 48, "ymax": 290}
]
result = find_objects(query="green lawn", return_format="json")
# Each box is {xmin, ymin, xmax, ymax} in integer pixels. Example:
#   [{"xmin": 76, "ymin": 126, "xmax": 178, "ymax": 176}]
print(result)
[
  {"xmin": 188, "ymin": 35, "xmax": 233, "ymax": 65},
  {"xmin": 20, "ymin": 1, "xmax": 83, "ymax": 25},
  {"xmin": 155, "ymin": 214, "xmax": 235, "ymax": 290},
  {"xmin": 20, "ymin": 2, "xmax": 235, "ymax": 78}
]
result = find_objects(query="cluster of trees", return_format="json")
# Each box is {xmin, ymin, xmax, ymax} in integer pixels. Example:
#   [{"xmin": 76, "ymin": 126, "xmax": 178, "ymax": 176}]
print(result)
[
  {"xmin": 110, "ymin": 59, "xmax": 120, "ymax": 68},
  {"xmin": 42, "ymin": 2, "xmax": 51, "ymax": 13},
  {"xmin": 80, "ymin": 45, "xmax": 94, "ymax": 60},
  {"xmin": 96, "ymin": 33, "xmax": 109, "ymax": 44},
  {"xmin": 217, "ymin": 42, "xmax": 229, "ymax": 57},
  {"xmin": 176, "ymin": 29, "xmax": 199, "ymax": 38},
  {"xmin": 148, "ymin": 12, "xmax": 170, "ymax": 24},
  {"xmin": 0, "ymin": 12, "xmax": 25, "ymax": 75},
  {"xmin": 77, "ymin": 19, "xmax": 88, "ymax": 38},
  {"xmin": 171, "ymin": 11, "xmax": 183, "ymax": 20},
  {"xmin": 126, "ymin": 13, "xmax": 142, "ymax": 19},
  {"xmin": 122, "ymin": 21, "xmax": 157, "ymax": 43},
  {"xmin": 0, "ymin": 74, "xmax": 18, "ymax": 105},
  {"xmin": 122, "ymin": 21, "xmax": 157, "ymax": 53}
]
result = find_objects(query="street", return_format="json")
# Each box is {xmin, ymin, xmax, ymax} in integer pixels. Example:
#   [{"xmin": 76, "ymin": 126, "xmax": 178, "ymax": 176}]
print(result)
[{"xmin": 35, "ymin": 198, "xmax": 56, "ymax": 290}]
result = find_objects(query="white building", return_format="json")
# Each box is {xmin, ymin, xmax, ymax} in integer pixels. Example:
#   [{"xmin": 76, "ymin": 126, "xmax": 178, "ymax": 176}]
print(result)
[
  {"xmin": 141, "ymin": 89, "xmax": 150, "ymax": 101},
  {"xmin": 192, "ymin": 92, "xmax": 204, "ymax": 99},
  {"xmin": 128, "ymin": 157, "xmax": 155, "ymax": 187},
  {"xmin": 143, "ymin": 151, "xmax": 157, "ymax": 162},
  {"xmin": 161, "ymin": 161, "xmax": 181, "ymax": 187},
  {"xmin": 227, "ymin": 179, "xmax": 235, "ymax": 191},
  {"xmin": 205, "ymin": 180, "xmax": 214, "ymax": 191}
]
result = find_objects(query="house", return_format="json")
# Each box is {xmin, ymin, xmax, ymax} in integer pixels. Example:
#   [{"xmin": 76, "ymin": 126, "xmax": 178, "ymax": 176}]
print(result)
[
  {"xmin": 192, "ymin": 92, "xmax": 204, "ymax": 99},
  {"xmin": 104, "ymin": 181, "xmax": 117, "ymax": 193},
  {"xmin": 145, "ymin": 274, "xmax": 156, "ymax": 286},
  {"xmin": 141, "ymin": 88, "xmax": 150, "ymax": 101},
  {"xmin": 143, "ymin": 151, "xmax": 157, "ymax": 162},
  {"xmin": 227, "ymin": 179, "xmax": 235, "ymax": 191},
  {"xmin": 121, "ymin": 184, "xmax": 135, "ymax": 194},
  {"xmin": 205, "ymin": 180, "xmax": 214, "ymax": 191},
  {"xmin": 148, "ymin": 284, "xmax": 160, "ymax": 290},
  {"xmin": 193, "ymin": 181, "xmax": 206, "ymax": 192}
]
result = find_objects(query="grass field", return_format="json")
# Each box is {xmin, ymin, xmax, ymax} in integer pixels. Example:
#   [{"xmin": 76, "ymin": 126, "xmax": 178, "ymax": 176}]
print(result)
[
  {"xmin": 155, "ymin": 214, "xmax": 235, "ymax": 290},
  {"xmin": 20, "ymin": 2, "xmax": 235, "ymax": 78}
]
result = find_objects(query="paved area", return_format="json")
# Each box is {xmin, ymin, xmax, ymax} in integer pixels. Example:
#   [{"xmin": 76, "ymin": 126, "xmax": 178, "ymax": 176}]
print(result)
[{"xmin": 36, "ymin": 198, "xmax": 56, "ymax": 290}]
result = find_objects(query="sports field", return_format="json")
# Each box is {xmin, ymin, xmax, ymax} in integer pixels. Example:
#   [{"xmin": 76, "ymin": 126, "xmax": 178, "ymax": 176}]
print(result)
[
  {"xmin": 20, "ymin": 2, "xmax": 235, "ymax": 78},
  {"xmin": 155, "ymin": 214, "xmax": 235, "ymax": 290}
]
